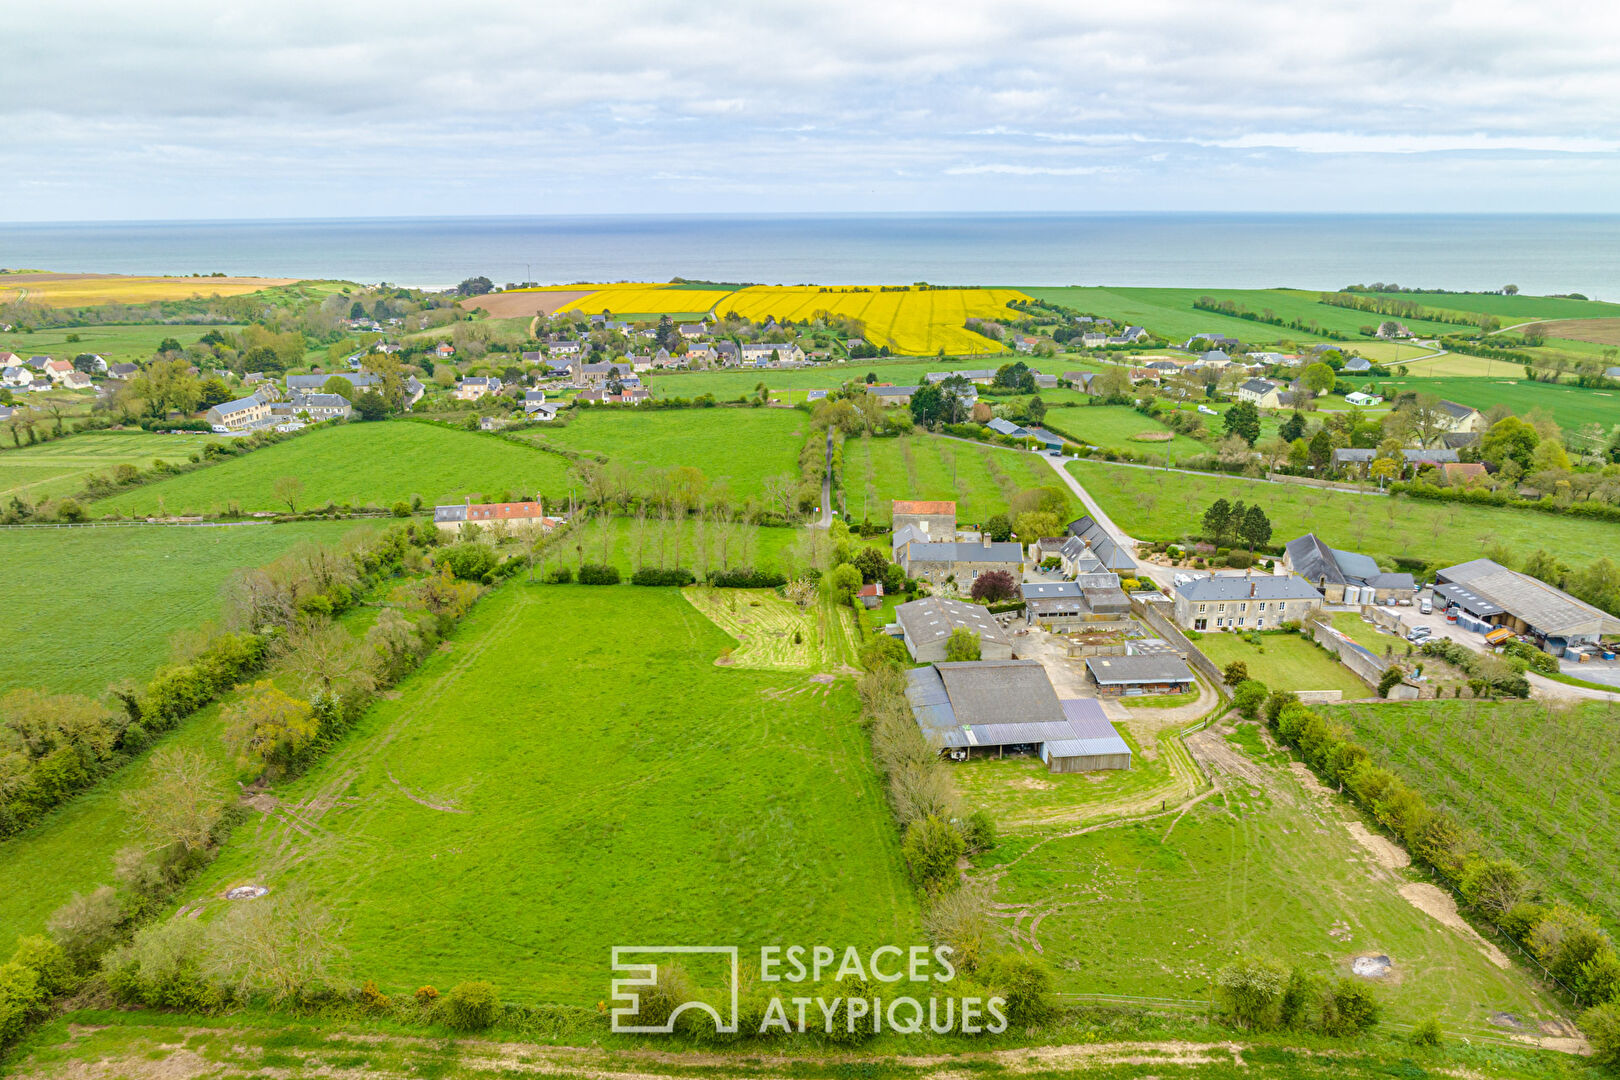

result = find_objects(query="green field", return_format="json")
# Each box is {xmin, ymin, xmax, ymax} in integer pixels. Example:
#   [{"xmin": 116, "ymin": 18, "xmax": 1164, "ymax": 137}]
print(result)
[
  {"xmin": 93, "ymin": 422, "xmax": 575, "ymax": 516},
  {"xmin": 1374, "ymin": 375, "xmax": 1620, "ymax": 435},
  {"xmin": 1196, "ymin": 632, "xmax": 1373, "ymax": 698},
  {"xmin": 1045, "ymin": 404, "xmax": 1212, "ymax": 462},
  {"xmin": 176, "ymin": 585, "xmax": 920, "ymax": 1003},
  {"xmin": 985, "ymin": 722, "xmax": 1559, "ymax": 1034},
  {"xmin": 1334, "ymin": 699, "xmax": 1620, "ymax": 932},
  {"xmin": 842, "ymin": 433, "xmax": 1068, "ymax": 524},
  {"xmin": 1066, "ymin": 458, "xmax": 1620, "ymax": 567},
  {"xmin": 519, "ymin": 407, "xmax": 808, "ymax": 499},
  {"xmin": 0, "ymin": 430, "xmax": 220, "ymax": 504},
  {"xmin": 0, "ymin": 323, "xmax": 245, "ymax": 366},
  {"xmin": 1361, "ymin": 291, "xmax": 1620, "ymax": 323},
  {"xmin": 645, "ymin": 357, "xmax": 998, "ymax": 400},
  {"xmin": 1020, "ymin": 287, "xmax": 1454, "ymax": 345},
  {"xmin": 0, "ymin": 520, "xmax": 361, "ymax": 695}
]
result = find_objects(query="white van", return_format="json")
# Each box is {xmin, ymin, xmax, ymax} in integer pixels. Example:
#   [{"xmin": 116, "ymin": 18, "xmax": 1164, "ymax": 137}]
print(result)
[{"xmin": 1419, "ymin": 598, "xmax": 1432, "ymax": 615}]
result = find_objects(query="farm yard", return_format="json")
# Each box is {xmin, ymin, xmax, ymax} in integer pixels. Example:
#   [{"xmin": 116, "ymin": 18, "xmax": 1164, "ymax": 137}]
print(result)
[
  {"xmin": 175, "ymin": 585, "xmax": 921, "ymax": 1004},
  {"xmin": 982, "ymin": 722, "xmax": 1563, "ymax": 1034},
  {"xmin": 0, "ymin": 430, "xmax": 219, "ymax": 504},
  {"xmin": 843, "ymin": 432, "xmax": 1067, "ymax": 524},
  {"xmin": 518, "ymin": 407, "xmax": 807, "ymax": 501},
  {"xmin": 1066, "ymin": 458, "xmax": 1620, "ymax": 567},
  {"xmin": 0, "ymin": 520, "xmax": 360, "ymax": 695},
  {"xmin": 91, "ymin": 422, "xmax": 575, "ymax": 516},
  {"xmin": 1334, "ymin": 699, "xmax": 1620, "ymax": 934}
]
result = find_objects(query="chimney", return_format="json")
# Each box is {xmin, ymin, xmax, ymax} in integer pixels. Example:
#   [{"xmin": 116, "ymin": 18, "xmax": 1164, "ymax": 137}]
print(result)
[
  {"xmin": 1250, "ymin": 581, "xmax": 1257, "ymax": 598},
  {"xmin": 983, "ymin": 535, "xmax": 992, "ymax": 550}
]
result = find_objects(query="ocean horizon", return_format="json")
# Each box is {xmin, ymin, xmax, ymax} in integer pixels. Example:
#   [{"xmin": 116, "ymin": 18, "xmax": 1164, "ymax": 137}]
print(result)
[{"xmin": 4, "ymin": 212, "xmax": 1619, "ymax": 300}]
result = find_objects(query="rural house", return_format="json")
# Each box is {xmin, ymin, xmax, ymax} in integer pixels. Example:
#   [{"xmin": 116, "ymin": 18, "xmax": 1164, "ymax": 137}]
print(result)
[
  {"xmin": 108, "ymin": 362, "xmax": 139, "ymax": 380},
  {"xmin": 434, "ymin": 501, "xmax": 562, "ymax": 536},
  {"xmin": 1436, "ymin": 399, "xmax": 1485, "ymax": 434},
  {"xmin": 1063, "ymin": 516, "xmax": 1137, "ymax": 573},
  {"xmin": 892, "ymin": 499, "xmax": 957, "ymax": 540},
  {"xmin": 1084, "ymin": 653, "xmax": 1196, "ymax": 697},
  {"xmin": 867, "ymin": 384, "xmax": 918, "ymax": 406},
  {"xmin": 455, "ymin": 376, "xmax": 502, "ymax": 401},
  {"xmin": 900, "ymin": 537, "xmax": 1023, "ymax": 588},
  {"xmin": 740, "ymin": 342, "xmax": 806, "ymax": 364},
  {"xmin": 905, "ymin": 661, "xmax": 1132, "ymax": 771},
  {"xmin": 893, "ymin": 597, "xmax": 1014, "ymax": 662},
  {"xmin": 1236, "ymin": 378, "xmax": 1292, "ymax": 409},
  {"xmin": 1172, "ymin": 572, "xmax": 1323, "ymax": 631},
  {"xmin": 288, "ymin": 391, "xmax": 352, "ymax": 421},
  {"xmin": 1282, "ymin": 533, "xmax": 1415, "ymax": 604},
  {"xmin": 205, "ymin": 394, "xmax": 272, "ymax": 432}
]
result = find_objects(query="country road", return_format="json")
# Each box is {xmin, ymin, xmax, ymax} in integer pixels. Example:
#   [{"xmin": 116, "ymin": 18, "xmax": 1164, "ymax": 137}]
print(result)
[
  {"xmin": 1041, "ymin": 452, "xmax": 1180, "ymax": 592},
  {"xmin": 815, "ymin": 428, "xmax": 834, "ymax": 527}
]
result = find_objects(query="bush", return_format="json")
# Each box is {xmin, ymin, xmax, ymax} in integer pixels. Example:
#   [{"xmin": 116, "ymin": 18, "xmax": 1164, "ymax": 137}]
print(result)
[
  {"xmin": 630, "ymin": 567, "xmax": 695, "ymax": 586},
  {"xmin": 9, "ymin": 936, "xmax": 72, "ymax": 997},
  {"xmin": 1222, "ymin": 660, "xmax": 1249, "ymax": 686},
  {"xmin": 46, "ymin": 885, "xmax": 124, "ymax": 971},
  {"xmin": 961, "ymin": 810, "xmax": 997, "ymax": 853},
  {"xmin": 441, "ymin": 543, "xmax": 498, "ymax": 582},
  {"xmin": 859, "ymin": 635, "xmax": 909, "ymax": 672},
  {"xmin": 1410, "ymin": 1014, "xmax": 1443, "ymax": 1047},
  {"xmin": 103, "ymin": 918, "xmax": 219, "ymax": 1011},
  {"xmin": 1215, "ymin": 956, "xmax": 1287, "ymax": 1030},
  {"xmin": 415, "ymin": 985, "xmax": 440, "ymax": 1005},
  {"xmin": 708, "ymin": 567, "xmax": 786, "ymax": 588},
  {"xmin": 1233, "ymin": 679, "xmax": 1268, "ymax": 719},
  {"xmin": 1321, "ymin": 978, "xmax": 1380, "ymax": 1036},
  {"xmin": 442, "ymin": 980, "xmax": 501, "ymax": 1031},
  {"xmin": 546, "ymin": 566, "xmax": 573, "ymax": 584},
  {"xmin": 577, "ymin": 563, "xmax": 621, "ymax": 585},
  {"xmin": 981, "ymin": 953, "xmax": 1054, "ymax": 1027},
  {"xmin": 1376, "ymin": 666, "xmax": 1404, "ymax": 698},
  {"xmin": 901, "ymin": 815, "xmax": 965, "ymax": 894},
  {"xmin": 0, "ymin": 961, "xmax": 44, "ymax": 1046},
  {"xmin": 1582, "ymin": 1001, "xmax": 1620, "ymax": 1065}
]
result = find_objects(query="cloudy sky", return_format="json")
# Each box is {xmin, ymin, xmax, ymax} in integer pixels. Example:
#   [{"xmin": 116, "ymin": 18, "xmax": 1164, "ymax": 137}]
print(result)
[{"xmin": 5, "ymin": 0, "xmax": 1620, "ymax": 220}]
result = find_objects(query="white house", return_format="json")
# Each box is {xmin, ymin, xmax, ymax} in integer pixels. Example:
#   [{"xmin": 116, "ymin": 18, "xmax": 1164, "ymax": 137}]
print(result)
[{"xmin": 206, "ymin": 394, "xmax": 272, "ymax": 432}]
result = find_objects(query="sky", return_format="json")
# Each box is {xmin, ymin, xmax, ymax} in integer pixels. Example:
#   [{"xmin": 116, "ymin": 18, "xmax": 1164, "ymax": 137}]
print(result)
[{"xmin": 5, "ymin": 0, "xmax": 1620, "ymax": 220}]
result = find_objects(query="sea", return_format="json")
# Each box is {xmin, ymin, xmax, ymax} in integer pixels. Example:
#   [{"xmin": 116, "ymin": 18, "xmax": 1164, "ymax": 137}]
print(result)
[{"xmin": 2, "ymin": 213, "xmax": 1619, "ymax": 300}]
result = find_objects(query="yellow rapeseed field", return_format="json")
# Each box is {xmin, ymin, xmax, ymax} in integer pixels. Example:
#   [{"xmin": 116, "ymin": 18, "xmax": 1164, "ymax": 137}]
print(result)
[
  {"xmin": 554, "ymin": 285, "xmax": 736, "ymax": 316},
  {"xmin": 718, "ymin": 285, "xmax": 1027, "ymax": 355},
  {"xmin": 0, "ymin": 273, "xmax": 294, "ymax": 306}
]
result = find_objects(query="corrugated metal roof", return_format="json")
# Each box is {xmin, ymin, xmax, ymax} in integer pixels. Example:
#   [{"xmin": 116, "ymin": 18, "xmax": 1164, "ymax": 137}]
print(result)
[
  {"xmin": 1045, "ymin": 735, "xmax": 1132, "ymax": 760},
  {"xmin": 1085, "ymin": 654, "xmax": 1195, "ymax": 685}
]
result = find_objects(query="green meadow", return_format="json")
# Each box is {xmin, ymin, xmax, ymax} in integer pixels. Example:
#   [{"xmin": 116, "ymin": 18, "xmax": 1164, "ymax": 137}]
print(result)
[
  {"xmin": 1196, "ymin": 632, "xmax": 1373, "ymax": 698},
  {"xmin": 1044, "ymin": 403, "xmax": 1212, "ymax": 462},
  {"xmin": 842, "ymin": 432, "xmax": 1068, "ymax": 524},
  {"xmin": 1374, "ymin": 375, "xmax": 1620, "ymax": 434},
  {"xmin": 518, "ymin": 406, "xmax": 809, "ymax": 498},
  {"xmin": 92, "ymin": 422, "xmax": 575, "ymax": 515},
  {"xmin": 0, "ymin": 323, "xmax": 245, "ymax": 366},
  {"xmin": 177, "ymin": 585, "xmax": 921, "ymax": 1003},
  {"xmin": 0, "ymin": 430, "xmax": 219, "ymax": 504},
  {"xmin": 0, "ymin": 520, "xmax": 361, "ymax": 696},
  {"xmin": 1066, "ymin": 458, "xmax": 1620, "ymax": 566}
]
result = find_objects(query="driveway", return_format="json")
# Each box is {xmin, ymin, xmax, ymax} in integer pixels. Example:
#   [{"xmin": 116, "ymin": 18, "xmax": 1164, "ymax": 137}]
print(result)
[{"xmin": 1041, "ymin": 452, "xmax": 1179, "ymax": 592}]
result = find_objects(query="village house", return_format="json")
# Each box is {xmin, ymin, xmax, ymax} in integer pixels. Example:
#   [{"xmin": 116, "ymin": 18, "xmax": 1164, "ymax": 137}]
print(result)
[
  {"xmin": 433, "ymin": 501, "xmax": 562, "ymax": 536},
  {"xmin": 678, "ymin": 323, "xmax": 707, "ymax": 340},
  {"xmin": 684, "ymin": 342, "xmax": 715, "ymax": 363},
  {"xmin": 289, "ymin": 391, "xmax": 353, "ymax": 421},
  {"xmin": 1343, "ymin": 356, "xmax": 1373, "ymax": 373},
  {"xmin": 455, "ymin": 376, "xmax": 502, "ymax": 402},
  {"xmin": 1064, "ymin": 516, "xmax": 1137, "ymax": 573},
  {"xmin": 1186, "ymin": 333, "xmax": 1240, "ymax": 350},
  {"xmin": 867, "ymin": 384, "xmax": 918, "ymax": 407},
  {"xmin": 570, "ymin": 360, "xmax": 631, "ymax": 387},
  {"xmin": 739, "ymin": 341, "xmax": 807, "ymax": 365},
  {"xmin": 900, "ymin": 536, "xmax": 1023, "ymax": 588},
  {"xmin": 402, "ymin": 376, "xmax": 426, "ymax": 407},
  {"xmin": 433, "ymin": 342, "xmax": 455, "ymax": 360},
  {"xmin": 1442, "ymin": 461, "xmax": 1488, "ymax": 486},
  {"xmin": 905, "ymin": 660, "xmax": 1132, "ymax": 772},
  {"xmin": 1080, "ymin": 331, "xmax": 1108, "ymax": 348},
  {"xmin": 61, "ymin": 370, "xmax": 93, "ymax": 390},
  {"xmin": 547, "ymin": 339, "xmax": 584, "ymax": 358},
  {"xmin": 1436, "ymin": 399, "xmax": 1485, "ymax": 433},
  {"xmin": 1282, "ymin": 533, "xmax": 1415, "ymax": 604},
  {"xmin": 924, "ymin": 368, "xmax": 997, "ymax": 385},
  {"xmin": 893, "ymin": 597, "xmax": 1014, "ymax": 662},
  {"xmin": 43, "ymin": 359, "xmax": 75, "ymax": 383},
  {"xmin": 1236, "ymin": 377, "xmax": 1292, "ymax": 409},
  {"xmin": 892, "ymin": 499, "xmax": 957, "ymax": 540},
  {"xmin": 108, "ymin": 362, "xmax": 139, "ymax": 381},
  {"xmin": 1172, "ymin": 572, "xmax": 1323, "ymax": 631},
  {"xmin": 205, "ymin": 394, "xmax": 272, "ymax": 432}
]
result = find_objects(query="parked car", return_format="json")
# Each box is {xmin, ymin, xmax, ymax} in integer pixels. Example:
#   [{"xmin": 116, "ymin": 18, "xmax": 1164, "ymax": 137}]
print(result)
[
  {"xmin": 1419, "ymin": 598, "xmax": 1432, "ymax": 614},
  {"xmin": 1406, "ymin": 626, "xmax": 1432, "ymax": 642}
]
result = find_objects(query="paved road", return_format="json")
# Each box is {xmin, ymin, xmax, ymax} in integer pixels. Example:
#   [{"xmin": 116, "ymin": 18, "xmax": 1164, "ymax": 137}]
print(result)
[
  {"xmin": 815, "ymin": 428, "xmax": 834, "ymax": 528},
  {"xmin": 1040, "ymin": 452, "xmax": 1182, "ymax": 592}
]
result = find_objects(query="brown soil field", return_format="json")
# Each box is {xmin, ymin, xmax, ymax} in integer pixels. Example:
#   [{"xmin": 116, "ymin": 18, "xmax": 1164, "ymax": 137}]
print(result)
[
  {"xmin": 459, "ymin": 289, "xmax": 593, "ymax": 317},
  {"xmin": 1528, "ymin": 318, "xmax": 1620, "ymax": 346}
]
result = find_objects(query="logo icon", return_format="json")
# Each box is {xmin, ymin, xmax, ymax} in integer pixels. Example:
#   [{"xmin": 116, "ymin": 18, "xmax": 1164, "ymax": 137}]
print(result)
[{"xmin": 609, "ymin": 946, "xmax": 739, "ymax": 1034}]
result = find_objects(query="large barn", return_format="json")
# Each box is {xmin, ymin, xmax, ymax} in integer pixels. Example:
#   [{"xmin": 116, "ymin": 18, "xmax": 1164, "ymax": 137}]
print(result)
[
  {"xmin": 1435, "ymin": 558, "xmax": 1620, "ymax": 656},
  {"xmin": 904, "ymin": 660, "xmax": 1132, "ymax": 773},
  {"xmin": 893, "ymin": 597, "xmax": 1014, "ymax": 661}
]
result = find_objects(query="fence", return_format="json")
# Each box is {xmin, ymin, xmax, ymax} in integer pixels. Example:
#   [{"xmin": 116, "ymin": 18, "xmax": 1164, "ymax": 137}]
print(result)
[{"xmin": 1129, "ymin": 594, "xmax": 1229, "ymax": 697}]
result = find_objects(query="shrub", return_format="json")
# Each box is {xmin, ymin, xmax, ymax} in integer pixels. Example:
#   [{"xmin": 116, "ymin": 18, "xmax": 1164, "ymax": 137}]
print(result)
[
  {"xmin": 708, "ymin": 567, "xmax": 787, "ymax": 588},
  {"xmin": 961, "ymin": 810, "xmax": 997, "ymax": 853},
  {"xmin": 546, "ymin": 566, "xmax": 573, "ymax": 584},
  {"xmin": 102, "ymin": 917, "xmax": 219, "ymax": 1011},
  {"xmin": 0, "ymin": 961, "xmax": 44, "ymax": 1046},
  {"xmin": 1321, "ymin": 978, "xmax": 1380, "ymax": 1036},
  {"xmin": 1410, "ymin": 1014, "xmax": 1443, "ymax": 1047},
  {"xmin": 1233, "ymin": 679, "xmax": 1268, "ymax": 719},
  {"xmin": 1278, "ymin": 967, "xmax": 1325, "ymax": 1031},
  {"xmin": 1376, "ymin": 666, "xmax": 1404, "ymax": 698},
  {"xmin": 577, "ymin": 563, "xmax": 621, "ymax": 585},
  {"xmin": 859, "ymin": 635, "xmax": 909, "ymax": 672},
  {"xmin": 9, "ymin": 936, "xmax": 72, "ymax": 997},
  {"xmin": 630, "ymin": 567, "xmax": 695, "ymax": 586},
  {"xmin": 1215, "ymin": 956, "xmax": 1287, "ymax": 1030},
  {"xmin": 1222, "ymin": 660, "xmax": 1249, "ymax": 686},
  {"xmin": 360, "ymin": 980, "xmax": 391, "ymax": 1012},
  {"xmin": 441, "ymin": 980, "xmax": 501, "ymax": 1030},
  {"xmin": 415, "ymin": 985, "xmax": 440, "ymax": 1005},
  {"xmin": 943, "ymin": 627, "xmax": 981, "ymax": 662},
  {"xmin": 46, "ymin": 885, "xmax": 124, "ymax": 971},
  {"xmin": 981, "ymin": 953, "xmax": 1055, "ymax": 1027},
  {"xmin": 441, "ymin": 543, "xmax": 498, "ymax": 582},
  {"xmin": 1582, "ymin": 1001, "xmax": 1620, "ymax": 1065},
  {"xmin": 901, "ymin": 815, "xmax": 964, "ymax": 894}
]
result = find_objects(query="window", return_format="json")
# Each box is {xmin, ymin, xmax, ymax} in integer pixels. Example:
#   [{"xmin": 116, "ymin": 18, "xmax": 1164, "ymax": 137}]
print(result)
[
  {"xmin": 1237, "ymin": 617, "xmax": 1245, "ymax": 626},
  {"xmin": 1198, "ymin": 604, "xmax": 1206, "ymax": 613},
  {"xmin": 1258, "ymin": 602, "xmax": 1267, "ymax": 611}
]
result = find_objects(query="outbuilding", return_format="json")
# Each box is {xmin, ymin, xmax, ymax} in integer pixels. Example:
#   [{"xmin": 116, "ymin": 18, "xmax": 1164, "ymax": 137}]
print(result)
[{"xmin": 1084, "ymin": 653, "xmax": 1196, "ymax": 697}]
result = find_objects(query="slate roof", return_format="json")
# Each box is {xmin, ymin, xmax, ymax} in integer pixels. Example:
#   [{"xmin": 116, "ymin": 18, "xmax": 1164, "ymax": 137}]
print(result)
[
  {"xmin": 1442, "ymin": 431, "xmax": 1481, "ymax": 449},
  {"xmin": 1021, "ymin": 581, "xmax": 1084, "ymax": 600},
  {"xmin": 868, "ymin": 384, "xmax": 918, "ymax": 397},
  {"xmin": 906, "ymin": 660, "xmax": 1131, "ymax": 755},
  {"xmin": 1285, "ymin": 533, "xmax": 1412, "ymax": 592},
  {"xmin": 1343, "ymin": 357, "xmax": 1372, "ymax": 372},
  {"xmin": 1332, "ymin": 448, "xmax": 1375, "ymax": 463},
  {"xmin": 894, "ymin": 597, "xmax": 1011, "ymax": 650},
  {"xmin": 1239, "ymin": 378, "xmax": 1277, "ymax": 395},
  {"xmin": 1174, "ymin": 573, "xmax": 1321, "ymax": 603},
  {"xmin": 1064, "ymin": 515, "xmax": 1136, "ymax": 572},
  {"xmin": 1402, "ymin": 448, "xmax": 1459, "ymax": 464},
  {"xmin": 904, "ymin": 541, "xmax": 1023, "ymax": 565},
  {"xmin": 1437, "ymin": 399, "xmax": 1478, "ymax": 420}
]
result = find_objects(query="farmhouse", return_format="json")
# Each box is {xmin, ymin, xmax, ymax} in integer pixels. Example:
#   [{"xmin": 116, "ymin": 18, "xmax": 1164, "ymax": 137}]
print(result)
[
  {"xmin": 1434, "ymin": 558, "xmax": 1620, "ymax": 656},
  {"xmin": 1332, "ymin": 448, "xmax": 1375, "ymax": 475},
  {"xmin": 1022, "ymin": 577, "xmax": 1129, "ymax": 628},
  {"xmin": 1236, "ymin": 378, "xmax": 1292, "ymax": 409},
  {"xmin": 1084, "ymin": 653, "xmax": 1196, "ymax": 697},
  {"xmin": 893, "ymin": 597, "xmax": 1013, "ymax": 662},
  {"xmin": 205, "ymin": 394, "xmax": 272, "ymax": 432},
  {"xmin": 900, "ymin": 538, "xmax": 1023, "ymax": 587},
  {"xmin": 1172, "ymin": 572, "xmax": 1322, "ymax": 631},
  {"xmin": 867, "ymin": 384, "xmax": 918, "ymax": 406},
  {"xmin": 1282, "ymin": 533, "xmax": 1415, "ymax": 604},
  {"xmin": 108, "ymin": 362, "xmax": 139, "ymax": 380},
  {"xmin": 1437, "ymin": 399, "xmax": 1485, "ymax": 433},
  {"xmin": 1063, "ymin": 515, "xmax": 1137, "ymax": 573},
  {"xmin": 892, "ymin": 499, "xmax": 956, "ymax": 539},
  {"xmin": 740, "ymin": 342, "xmax": 807, "ymax": 364},
  {"xmin": 905, "ymin": 660, "xmax": 1131, "ymax": 771},
  {"xmin": 455, "ymin": 376, "xmax": 502, "ymax": 401},
  {"xmin": 289, "ymin": 392, "xmax": 353, "ymax": 421},
  {"xmin": 433, "ymin": 501, "xmax": 562, "ymax": 536}
]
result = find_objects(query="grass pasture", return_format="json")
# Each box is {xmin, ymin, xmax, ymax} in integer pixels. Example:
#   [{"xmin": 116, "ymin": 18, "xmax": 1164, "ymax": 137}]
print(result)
[
  {"xmin": 519, "ymin": 407, "xmax": 807, "ymax": 499},
  {"xmin": 1195, "ymin": 632, "xmax": 1373, "ymax": 698},
  {"xmin": 842, "ymin": 433, "xmax": 1067, "ymax": 524},
  {"xmin": 177, "ymin": 585, "xmax": 921, "ymax": 1003},
  {"xmin": 1360, "ymin": 291, "xmax": 1620, "ymax": 324},
  {"xmin": 1020, "ymin": 287, "xmax": 1399, "ymax": 344},
  {"xmin": 1333, "ymin": 699, "xmax": 1620, "ymax": 932},
  {"xmin": 0, "ymin": 431, "xmax": 218, "ymax": 503},
  {"xmin": 1045, "ymin": 404, "xmax": 1211, "ymax": 462},
  {"xmin": 0, "ymin": 322, "xmax": 248, "ymax": 366},
  {"xmin": 683, "ymin": 587, "xmax": 857, "ymax": 670},
  {"xmin": 1066, "ymin": 458, "xmax": 1620, "ymax": 566},
  {"xmin": 0, "ymin": 272, "xmax": 293, "ymax": 306},
  {"xmin": 0, "ymin": 520, "xmax": 361, "ymax": 696},
  {"xmin": 1374, "ymin": 375, "xmax": 1620, "ymax": 434},
  {"xmin": 984, "ymin": 731, "xmax": 1559, "ymax": 1032},
  {"xmin": 92, "ymin": 422, "xmax": 574, "ymax": 516}
]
